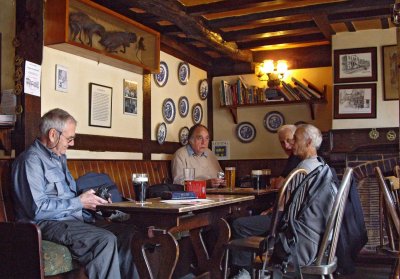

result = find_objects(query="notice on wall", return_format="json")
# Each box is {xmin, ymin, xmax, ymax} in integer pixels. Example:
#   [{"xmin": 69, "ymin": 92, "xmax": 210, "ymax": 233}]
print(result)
[
  {"xmin": 212, "ymin": 141, "xmax": 230, "ymax": 160},
  {"xmin": 0, "ymin": 89, "xmax": 16, "ymax": 114},
  {"xmin": 24, "ymin": 61, "xmax": 41, "ymax": 97}
]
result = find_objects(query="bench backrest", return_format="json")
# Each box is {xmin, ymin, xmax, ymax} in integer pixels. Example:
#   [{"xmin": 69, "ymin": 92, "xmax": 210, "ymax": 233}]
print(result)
[{"xmin": 0, "ymin": 159, "xmax": 171, "ymax": 222}]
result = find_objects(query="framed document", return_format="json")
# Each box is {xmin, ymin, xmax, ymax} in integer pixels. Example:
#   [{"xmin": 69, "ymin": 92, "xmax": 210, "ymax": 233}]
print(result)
[{"xmin": 89, "ymin": 83, "xmax": 112, "ymax": 128}]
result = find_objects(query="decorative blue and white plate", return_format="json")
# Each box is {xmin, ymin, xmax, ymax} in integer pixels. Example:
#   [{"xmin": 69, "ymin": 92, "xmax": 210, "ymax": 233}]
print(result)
[
  {"xmin": 264, "ymin": 111, "xmax": 285, "ymax": 133},
  {"xmin": 178, "ymin": 62, "xmax": 190, "ymax": 85},
  {"xmin": 179, "ymin": 126, "xmax": 190, "ymax": 145},
  {"xmin": 236, "ymin": 122, "xmax": 256, "ymax": 143},
  {"xmin": 162, "ymin": 98, "xmax": 176, "ymax": 124},
  {"xmin": 157, "ymin": 122, "xmax": 167, "ymax": 145},
  {"xmin": 178, "ymin": 96, "xmax": 189, "ymax": 117},
  {"xmin": 199, "ymin": 79, "xmax": 208, "ymax": 100},
  {"xmin": 153, "ymin": 61, "xmax": 168, "ymax": 87},
  {"xmin": 192, "ymin": 103, "xmax": 203, "ymax": 124}
]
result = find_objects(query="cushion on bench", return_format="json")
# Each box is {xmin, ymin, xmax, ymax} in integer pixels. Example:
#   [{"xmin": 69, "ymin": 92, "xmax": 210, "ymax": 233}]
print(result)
[{"xmin": 42, "ymin": 240, "xmax": 77, "ymax": 276}]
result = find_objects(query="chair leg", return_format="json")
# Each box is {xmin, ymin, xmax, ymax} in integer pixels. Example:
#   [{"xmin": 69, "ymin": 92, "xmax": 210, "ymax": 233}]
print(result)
[{"xmin": 224, "ymin": 249, "xmax": 229, "ymax": 279}]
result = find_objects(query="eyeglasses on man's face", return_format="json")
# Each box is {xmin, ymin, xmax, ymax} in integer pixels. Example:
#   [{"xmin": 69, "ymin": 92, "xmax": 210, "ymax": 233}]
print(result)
[{"xmin": 55, "ymin": 129, "xmax": 75, "ymax": 143}]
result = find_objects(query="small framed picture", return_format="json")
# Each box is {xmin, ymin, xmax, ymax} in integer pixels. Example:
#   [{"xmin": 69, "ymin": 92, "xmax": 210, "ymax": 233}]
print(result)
[
  {"xmin": 123, "ymin": 79, "xmax": 138, "ymax": 115},
  {"xmin": 382, "ymin": 45, "xmax": 399, "ymax": 100},
  {"xmin": 334, "ymin": 47, "xmax": 377, "ymax": 84},
  {"xmin": 333, "ymin": 83, "xmax": 377, "ymax": 119},
  {"xmin": 89, "ymin": 83, "xmax": 112, "ymax": 128},
  {"xmin": 55, "ymin": 64, "xmax": 68, "ymax": 92}
]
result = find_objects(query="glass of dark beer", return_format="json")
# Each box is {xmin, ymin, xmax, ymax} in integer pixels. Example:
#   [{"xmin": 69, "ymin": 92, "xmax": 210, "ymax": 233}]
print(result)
[{"xmin": 132, "ymin": 173, "xmax": 149, "ymax": 204}]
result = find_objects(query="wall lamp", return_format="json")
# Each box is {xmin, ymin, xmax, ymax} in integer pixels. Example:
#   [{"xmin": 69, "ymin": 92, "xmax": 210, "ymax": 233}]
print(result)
[{"xmin": 255, "ymin": 60, "xmax": 288, "ymax": 87}]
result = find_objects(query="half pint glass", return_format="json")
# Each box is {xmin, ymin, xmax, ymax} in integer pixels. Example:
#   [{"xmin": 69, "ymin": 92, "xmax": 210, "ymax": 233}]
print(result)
[{"xmin": 225, "ymin": 167, "xmax": 236, "ymax": 190}]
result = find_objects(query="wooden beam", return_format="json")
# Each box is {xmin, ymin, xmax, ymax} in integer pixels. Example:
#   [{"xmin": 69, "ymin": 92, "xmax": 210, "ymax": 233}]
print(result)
[
  {"xmin": 127, "ymin": 0, "xmax": 253, "ymax": 63},
  {"xmin": 312, "ymin": 14, "xmax": 335, "ymax": 39},
  {"xmin": 238, "ymin": 33, "xmax": 326, "ymax": 49},
  {"xmin": 344, "ymin": 21, "xmax": 356, "ymax": 32},
  {"xmin": 185, "ymin": 0, "xmax": 275, "ymax": 16},
  {"xmin": 380, "ymin": 17, "xmax": 390, "ymax": 29}
]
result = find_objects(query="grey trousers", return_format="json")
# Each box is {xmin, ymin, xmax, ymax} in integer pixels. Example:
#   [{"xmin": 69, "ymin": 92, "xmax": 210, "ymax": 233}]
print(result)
[
  {"xmin": 231, "ymin": 214, "xmax": 272, "ymax": 267},
  {"xmin": 39, "ymin": 219, "xmax": 138, "ymax": 279}
]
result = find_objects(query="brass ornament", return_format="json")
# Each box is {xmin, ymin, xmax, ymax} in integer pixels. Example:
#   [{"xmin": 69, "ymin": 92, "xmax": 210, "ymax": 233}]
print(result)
[
  {"xmin": 369, "ymin": 128, "xmax": 379, "ymax": 140},
  {"xmin": 14, "ymin": 67, "xmax": 23, "ymax": 81},
  {"xmin": 15, "ymin": 82, "xmax": 23, "ymax": 95},
  {"xmin": 15, "ymin": 55, "xmax": 24, "ymax": 66},
  {"xmin": 386, "ymin": 130, "xmax": 397, "ymax": 141},
  {"xmin": 15, "ymin": 105, "xmax": 23, "ymax": 115}
]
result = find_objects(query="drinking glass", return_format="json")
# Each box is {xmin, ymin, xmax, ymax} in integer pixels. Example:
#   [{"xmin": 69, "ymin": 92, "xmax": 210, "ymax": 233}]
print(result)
[
  {"xmin": 183, "ymin": 168, "xmax": 195, "ymax": 190},
  {"xmin": 132, "ymin": 173, "xmax": 149, "ymax": 204},
  {"xmin": 225, "ymin": 167, "xmax": 236, "ymax": 190}
]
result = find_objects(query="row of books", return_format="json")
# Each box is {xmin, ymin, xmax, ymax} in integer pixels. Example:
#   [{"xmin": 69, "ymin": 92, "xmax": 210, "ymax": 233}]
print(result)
[{"xmin": 219, "ymin": 77, "xmax": 325, "ymax": 106}]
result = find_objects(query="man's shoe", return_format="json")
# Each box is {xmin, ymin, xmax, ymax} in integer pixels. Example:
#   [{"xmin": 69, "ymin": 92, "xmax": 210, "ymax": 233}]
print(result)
[{"xmin": 230, "ymin": 268, "xmax": 251, "ymax": 279}]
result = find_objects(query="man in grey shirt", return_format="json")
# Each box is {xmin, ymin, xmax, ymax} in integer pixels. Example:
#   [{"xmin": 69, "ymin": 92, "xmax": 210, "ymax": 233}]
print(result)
[
  {"xmin": 12, "ymin": 108, "xmax": 138, "ymax": 279},
  {"xmin": 228, "ymin": 124, "xmax": 324, "ymax": 279}
]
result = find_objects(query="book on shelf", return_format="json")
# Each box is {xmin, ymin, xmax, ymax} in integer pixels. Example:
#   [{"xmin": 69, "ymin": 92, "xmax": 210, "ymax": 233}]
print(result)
[
  {"xmin": 291, "ymin": 77, "xmax": 321, "ymax": 99},
  {"xmin": 281, "ymin": 81, "xmax": 301, "ymax": 100},
  {"xmin": 303, "ymin": 78, "xmax": 325, "ymax": 98}
]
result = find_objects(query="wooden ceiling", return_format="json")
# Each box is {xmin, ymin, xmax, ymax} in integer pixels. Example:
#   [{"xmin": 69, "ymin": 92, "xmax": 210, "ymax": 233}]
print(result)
[{"xmin": 92, "ymin": 0, "xmax": 394, "ymax": 75}]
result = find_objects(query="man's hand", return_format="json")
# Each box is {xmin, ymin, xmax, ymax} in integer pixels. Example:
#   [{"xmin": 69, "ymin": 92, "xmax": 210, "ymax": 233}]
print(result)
[
  {"xmin": 209, "ymin": 178, "xmax": 226, "ymax": 188},
  {"xmin": 270, "ymin": 176, "xmax": 285, "ymax": 189},
  {"xmin": 79, "ymin": 189, "xmax": 109, "ymax": 211}
]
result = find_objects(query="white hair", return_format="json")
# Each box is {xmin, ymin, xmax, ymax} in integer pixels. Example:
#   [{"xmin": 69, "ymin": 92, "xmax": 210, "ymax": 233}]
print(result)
[
  {"xmin": 298, "ymin": 124, "xmax": 322, "ymax": 150},
  {"xmin": 277, "ymin": 124, "xmax": 296, "ymax": 136}
]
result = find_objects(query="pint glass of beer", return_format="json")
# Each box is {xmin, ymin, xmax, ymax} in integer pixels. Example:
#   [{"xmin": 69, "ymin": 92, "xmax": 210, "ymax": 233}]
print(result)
[
  {"xmin": 132, "ymin": 173, "xmax": 149, "ymax": 204},
  {"xmin": 225, "ymin": 167, "xmax": 236, "ymax": 190}
]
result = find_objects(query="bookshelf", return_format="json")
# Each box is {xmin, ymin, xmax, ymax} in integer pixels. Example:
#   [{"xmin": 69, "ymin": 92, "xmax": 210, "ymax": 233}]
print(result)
[{"xmin": 219, "ymin": 78, "xmax": 327, "ymax": 124}]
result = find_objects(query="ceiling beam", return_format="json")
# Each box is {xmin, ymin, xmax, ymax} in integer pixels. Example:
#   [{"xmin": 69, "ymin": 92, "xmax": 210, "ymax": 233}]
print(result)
[
  {"xmin": 127, "ymin": 0, "xmax": 253, "ymax": 63},
  {"xmin": 185, "ymin": 0, "xmax": 275, "ymax": 16},
  {"xmin": 344, "ymin": 21, "xmax": 356, "ymax": 32},
  {"xmin": 328, "ymin": 8, "xmax": 391, "ymax": 22},
  {"xmin": 312, "ymin": 14, "xmax": 335, "ymax": 39},
  {"xmin": 238, "ymin": 33, "xmax": 326, "ymax": 49}
]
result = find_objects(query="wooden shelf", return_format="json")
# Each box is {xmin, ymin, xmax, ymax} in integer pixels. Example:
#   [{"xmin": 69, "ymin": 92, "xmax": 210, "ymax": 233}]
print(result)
[{"xmin": 223, "ymin": 99, "xmax": 327, "ymax": 124}]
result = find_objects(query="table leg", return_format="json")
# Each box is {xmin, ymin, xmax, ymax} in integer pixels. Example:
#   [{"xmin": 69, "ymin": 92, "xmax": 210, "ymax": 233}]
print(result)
[
  {"xmin": 189, "ymin": 218, "xmax": 231, "ymax": 279},
  {"xmin": 132, "ymin": 227, "xmax": 179, "ymax": 279}
]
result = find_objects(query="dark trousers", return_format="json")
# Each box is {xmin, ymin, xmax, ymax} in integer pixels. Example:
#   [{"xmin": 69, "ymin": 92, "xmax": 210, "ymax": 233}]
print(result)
[
  {"xmin": 231, "ymin": 214, "xmax": 272, "ymax": 267},
  {"xmin": 39, "ymin": 220, "xmax": 138, "ymax": 279}
]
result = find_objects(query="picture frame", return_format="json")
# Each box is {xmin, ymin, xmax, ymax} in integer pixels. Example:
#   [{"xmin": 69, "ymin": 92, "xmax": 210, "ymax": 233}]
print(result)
[
  {"xmin": 333, "ymin": 83, "xmax": 376, "ymax": 119},
  {"xmin": 55, "ymin": 64, "xmax": 68, "ymax": 92},
  {"xmin": 334, "ymin": 47, "xmax": 377, "ymax": 84},
  {"xmin": 153, "ymin": 61, "xmax": 168, "ymax": 87},
  {"xmin": 236, "ymin": 122, "xmax": 256, "ymax": 143},
  {"xmin": 123, "ymin": 79, "xmax": 137, "ymax": 115},
  {"xmin": 382, "ymin": 45, "xmax": 399, "ymax": 100},
  {"xmin": 89, "ymin": 83, "xmax": 112, "ymax": 128}
]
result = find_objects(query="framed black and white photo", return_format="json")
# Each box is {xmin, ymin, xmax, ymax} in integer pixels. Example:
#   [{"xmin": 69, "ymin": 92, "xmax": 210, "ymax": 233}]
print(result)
[
  {"xmin": 153, "ymin": 61, "xmax": 168, "ymax": 87},
  {"xmin": 382, "ymin": 45, "xmax": 399, "ymax": 100},
  {"xmin": 162, "ymin": 98, "xmax": 176, "ymax": 124},
  {"xmin": 334, "ymin": 83, "xmax": 376, "ymax": 119},
  {"xmin": 123, "ymin": 79, "xmax": 137, "ymax": 115},
  {"xmin": 334, "ymin": 47, "xmax": 377, "ymax": 84},
  {"xmin": 236, "ymin": 122, "xmax": 256, "ymax": 143},
  {"xmin": 178, "ymin": 62, "xmax": 190, "ymax": 85},
  {"xmin": 192, "ymin": 103, "xmax": 203, "ymax": 124},
  {"xmin": 55, "ymin": 64, "xmax": 68, "ymax": 92},
  {"xmin": 89, "ymin": 83, "xmax": 112, "ymax": 128},
  {"xmin": 263, "ymin": 111, "xmax": 285, "ymax": 133},
  {"xmin": 157, "ymin": 122, "xmax": 167, "ymax": 145},
  {"xmin": 179, "ymin": 126, "xmax": 189, "ymax": 145},
  {"xmin": 178, "ymin": 96, "xmax": 189, "ymax": 117}
]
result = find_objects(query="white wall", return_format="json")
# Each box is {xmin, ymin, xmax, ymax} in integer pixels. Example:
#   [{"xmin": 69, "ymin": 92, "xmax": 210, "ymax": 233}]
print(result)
[
  {"xmin": 41, "ymin": 48, "xmax": 207, "ymax": 159},
  {"xmin": 332, "ymin": 28, "xmax": 398, "ymax": 129}
]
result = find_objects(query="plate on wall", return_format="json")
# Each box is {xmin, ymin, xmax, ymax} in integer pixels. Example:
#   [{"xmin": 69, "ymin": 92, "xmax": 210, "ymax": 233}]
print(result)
[
  {"xmin": 264, "ymin": 111, "xmax": 285, "ymax": 133},
  {"xmin": 153, "ymin": 61, "xmax": 168, "ymax": 87},
  {"xmin": 199, "ymin": 79, "xmax": 208, "ymax": 100},
  {"xmin": 162, "ymin": 98, "xmax": 176, "ymax": 124},
  {"xmin": 179, "ymin": 126, "xmax": 190, "ymax": 145},
  {"xmin": 192, "ymin": 103, "xmax": 203, "ymax": 124},
  {"xmin": 157, "ymin": 122, "xmax": 167, "ymax": 145},
  {"xmin": 178, "ymin": 62, "xmax": 190, "ymax": 85},
  {"xmin": 178, "ymin": 96, "xmax": 189, "ymax": 117},
  {"xmin": 236, "ymin": 122, "xmax": 256, "ymax": 143}
]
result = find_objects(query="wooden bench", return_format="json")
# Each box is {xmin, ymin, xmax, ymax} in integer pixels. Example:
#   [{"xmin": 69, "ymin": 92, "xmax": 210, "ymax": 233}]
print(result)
[{"xmin": 0, "ymin": 158, "xmax": 171, "ymax": 278}]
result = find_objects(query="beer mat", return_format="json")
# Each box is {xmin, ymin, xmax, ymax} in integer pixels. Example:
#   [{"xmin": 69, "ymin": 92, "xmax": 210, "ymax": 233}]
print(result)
[{"xmin": 160, "ymin": 199, "xmax": 212, "ymax": 204}]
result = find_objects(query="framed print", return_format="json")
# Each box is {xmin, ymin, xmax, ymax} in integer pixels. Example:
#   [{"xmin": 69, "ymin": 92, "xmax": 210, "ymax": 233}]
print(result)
[
  {"xmin": 192, "ymin": 103, "xmax": 203, "ymax": 124},
  {"xmin": 382, "ymin": 45, "xmax": 399, "ymax": 100},
  {"xmin": 89, "ymin": 83, "xmax": 112, "ymax": 128},
  {"xmin": 123, "ymin": 79, "xmax": 137, "ymax": 115},
  {"xmin": 153, "ymin": 61, "xmax": 168, "ymax": 87},
  {"xmin": 55, "ymin": 64, "xmax": 68, "ymax": 92},
  {"xmin": 157, "ymin": 122, "xmax": 167, "ymax": 145},
  {"xmin": 178, "ymin": 96, "xmax": 189, "ymax": 117},
  {"xmin": 179, "ymin": 126, "xmax": 190, "ymax": 145},
  {"xmin": 263, "ymin": 111, "xmax": 285, "ymax": 133},
  {"xmin": 334, "ymin": 47, "xmax": 377, "ymax": 83},
  {"xmin": 236, "ymin": 122, "xmax": 256, "ymax": 143},
  {"xmin": 334, "ymin": 83, "xmax": 376, "ymax": 119},
  {"xmin": 199, "ymin": 79, "xmax": 208, "ymax": 100},
  {"xmin": 178, "ymin": 62, "xmax": 190, "ymax": 85},
  {"xmin": 162, "ymin": 98, "xmax": 176, "ymax": 124}
]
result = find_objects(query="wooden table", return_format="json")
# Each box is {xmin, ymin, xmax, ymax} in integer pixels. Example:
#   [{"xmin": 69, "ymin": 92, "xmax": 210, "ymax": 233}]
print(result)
[
  {"xmin": 206, "ymin": 187, "xmax": 278, "ymax": 215},
  {"xmin": 98, "ymin": 194, "xmax": 254, "ymax": 279}
]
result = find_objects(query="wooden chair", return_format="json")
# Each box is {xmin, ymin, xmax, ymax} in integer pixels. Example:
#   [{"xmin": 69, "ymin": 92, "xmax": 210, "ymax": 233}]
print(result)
[
  {"xmin": 223, "ymin": 168, "xmax": 308, "ymax": 279},
  {"xmin": 257, "ymin": 167, "xmax": 353, "ymax": 279},
  {"xmin": 375, "ymin": 166, "xmax": 400, "ymax": 279}
]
